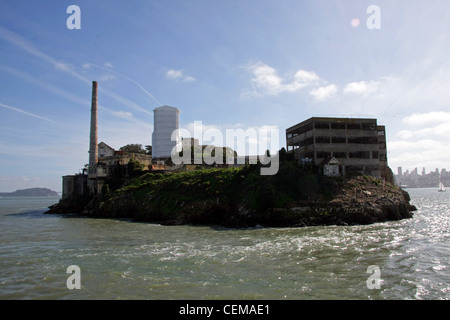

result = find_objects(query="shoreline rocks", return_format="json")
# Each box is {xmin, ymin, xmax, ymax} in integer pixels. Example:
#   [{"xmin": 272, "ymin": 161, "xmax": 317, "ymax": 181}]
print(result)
[{"xmin": 46, "ymin": 167, "xmax": 416, "ymax": 228}]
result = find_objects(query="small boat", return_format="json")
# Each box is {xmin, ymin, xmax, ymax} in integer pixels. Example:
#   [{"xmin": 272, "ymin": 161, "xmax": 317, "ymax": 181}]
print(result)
[{"xmin": 438, "ymin": 175, "xmax": 446, "ymax": 192}]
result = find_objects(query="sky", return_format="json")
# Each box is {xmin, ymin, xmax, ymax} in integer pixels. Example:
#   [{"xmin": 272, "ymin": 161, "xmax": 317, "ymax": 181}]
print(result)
[{"xmin": 1, "ymin": 0, "xmax": 450, "ymax": 192}]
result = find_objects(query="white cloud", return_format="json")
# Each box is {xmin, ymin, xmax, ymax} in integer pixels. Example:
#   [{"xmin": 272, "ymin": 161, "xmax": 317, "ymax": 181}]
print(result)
[
  {"xmin": 294, "ymin": 69, "xmax": 320, "ymax": 84},
  {"xmin": 166, "ymin": 69, "xmax": 196, "ymax": 82},
  {"xmin": 343, "ymin": 80, "xmax": 379, "ymax": 95},
  {"xmin": 402, "ymin": 111, "xmax": 450, "ymax": 127},
  {"xmin": 245, "ymin": 62, "xmax": 323, "ymax": 96},
  {"xmin": 389, "ymin": 111, "xmax": 450, "ymax": 172},
  {"xmin": 166, "ymin": 69, "xmax": 183, "ymax": 80},
  {"xmin": 182, "ymin": 76, "xmax": 196, "ymax": 83},
  {"xmin": 310, "ymin": 84, "xmax": 338, "ymax": 101}
]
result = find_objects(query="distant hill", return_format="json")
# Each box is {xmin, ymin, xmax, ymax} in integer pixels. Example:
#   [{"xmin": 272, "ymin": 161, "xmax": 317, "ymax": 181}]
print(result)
[{"xmin": 0, "ymin": 188, "xmax": 59, "ymax": 197}]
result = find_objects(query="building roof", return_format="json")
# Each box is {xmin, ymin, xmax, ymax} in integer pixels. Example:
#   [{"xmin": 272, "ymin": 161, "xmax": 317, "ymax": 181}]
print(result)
[
  {"xmin": 321, "ymin": 156, "xmax": 340, "ymax": 166},
  {"xmin": 286, "ymin": 116, "xmax": 377, "ymax": 132},
  {"xmin": 98, "ymin": 141, "xmax": 115, "ymax": 150},
  {"xmin": 153, "ymin": 105, "xmax": 180, "ymax": 112}
]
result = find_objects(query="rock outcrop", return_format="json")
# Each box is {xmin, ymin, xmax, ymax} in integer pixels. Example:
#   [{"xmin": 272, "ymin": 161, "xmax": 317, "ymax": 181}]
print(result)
[{"xmin": 47, "ymin": 165, "xmax": 416, "ymax": 228}]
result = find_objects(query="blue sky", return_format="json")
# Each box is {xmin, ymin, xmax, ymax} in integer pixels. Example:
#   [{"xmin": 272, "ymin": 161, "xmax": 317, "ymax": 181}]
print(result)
[{"xmin": 1, "ymin": 0, "xmax": 450, "ymax": 192}]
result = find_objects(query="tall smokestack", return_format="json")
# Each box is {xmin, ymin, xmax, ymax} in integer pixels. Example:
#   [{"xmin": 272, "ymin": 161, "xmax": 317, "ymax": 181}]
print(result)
[{"xmin": 89, "ymin": 81, "xmax": 98, "ymax": 172}]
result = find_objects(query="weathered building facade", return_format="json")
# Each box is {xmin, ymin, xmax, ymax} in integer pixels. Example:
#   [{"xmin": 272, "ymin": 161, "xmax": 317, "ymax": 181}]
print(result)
[
  {"xmin": 62, "ymin": 172, "xmax": 87, "ymax": 199},
  {"xmin": 286, "ymin": 117, "xmax": 389, "ymax": 178},
  {"xmin": 63, "ymin": 143, "xmax": 153, "ymax": 196}
]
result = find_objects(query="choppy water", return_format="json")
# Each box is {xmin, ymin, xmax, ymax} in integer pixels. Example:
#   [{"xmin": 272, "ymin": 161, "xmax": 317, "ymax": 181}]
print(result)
[{"xmin": 0, "ymin": 188, "xmax": 448, "ymax": 300}]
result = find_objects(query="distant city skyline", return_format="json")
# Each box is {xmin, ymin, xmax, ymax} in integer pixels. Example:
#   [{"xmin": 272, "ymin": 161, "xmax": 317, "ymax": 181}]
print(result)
[
  {"xmin": 397, "ymin": 166, "xmax": 448, "ymax": 175},
  {"xmin": 395, "ymin": 165, "xmax": 449, "ymax": 188},
  {"xmin": 2, "ymin": 1, "xmax": 450, "ymax": 192}
]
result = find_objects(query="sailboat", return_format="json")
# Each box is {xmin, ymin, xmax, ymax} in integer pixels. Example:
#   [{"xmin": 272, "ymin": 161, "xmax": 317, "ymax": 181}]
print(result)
[{"xmin": 438, "ymin": 175, "xmax": 446, "ymax": 192}]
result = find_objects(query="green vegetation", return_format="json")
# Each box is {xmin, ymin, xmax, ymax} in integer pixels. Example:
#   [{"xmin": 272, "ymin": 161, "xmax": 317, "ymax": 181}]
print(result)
[
  {"xmin": 96, "ymin": 155, "xmax": 348, "ymax": 225},
  {"xmin": 49, "ymin": 149, "xmax": 415, "ymax": 227},
  {"xmin": 119, "ymin": 143, "xmax": 147, "ymax": 154}
]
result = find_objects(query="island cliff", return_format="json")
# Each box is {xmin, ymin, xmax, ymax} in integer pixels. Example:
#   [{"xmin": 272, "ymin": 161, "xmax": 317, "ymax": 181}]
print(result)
[
  {"xmin": 46, "ymin": 158, "xmax": 416, "ymax": 228},
  {"xmin": 0, "ymin": 188, "xmax": 58, "ymax": 197}
]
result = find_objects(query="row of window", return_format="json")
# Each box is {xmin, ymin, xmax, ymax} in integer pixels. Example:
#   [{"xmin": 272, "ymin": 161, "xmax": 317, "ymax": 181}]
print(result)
[
  {"xmin": 290, "ymin": 136, "xmax": 381, "ymax": 147},
  {"xmin": 316, "ymin": 151, "xmax": 380, "ymax": 160},
  {"xmin": 314, "ymin": 122, "xmax": 377, "ymax": 130},
  {"xmin": 287, "ymin": 121, "xmax": 384, "ymax": 139},
  {"xmin": 346, "ymin": 165, "xmax": 380, "ymax": 173},
  {"xmin": 315, "ymin": 136, "xmax": 379, "ymax": 144}
]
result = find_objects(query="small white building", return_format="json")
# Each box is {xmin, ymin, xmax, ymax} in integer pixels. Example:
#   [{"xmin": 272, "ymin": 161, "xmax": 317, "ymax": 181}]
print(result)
[{"xmin": 323, "ymin": 156, "xmax": 341, "ymax": 177}]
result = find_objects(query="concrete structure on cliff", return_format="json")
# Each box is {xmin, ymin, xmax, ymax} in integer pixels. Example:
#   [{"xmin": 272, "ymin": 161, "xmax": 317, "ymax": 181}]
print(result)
[{"xmin": 286, "ymin": 117, "xmax": 390, "ymax": 180}]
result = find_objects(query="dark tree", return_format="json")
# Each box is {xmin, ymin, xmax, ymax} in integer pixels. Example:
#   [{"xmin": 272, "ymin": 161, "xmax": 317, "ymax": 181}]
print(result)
[{"xmin": 119, "ymin": 144, "xmax": 146, "ymax": 154}]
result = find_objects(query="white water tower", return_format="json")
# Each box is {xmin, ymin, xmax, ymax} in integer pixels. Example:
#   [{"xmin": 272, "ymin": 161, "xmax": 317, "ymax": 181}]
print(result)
[{"xmin": 152, "ymin": 105, "xmax": 180, "ymax": 160}]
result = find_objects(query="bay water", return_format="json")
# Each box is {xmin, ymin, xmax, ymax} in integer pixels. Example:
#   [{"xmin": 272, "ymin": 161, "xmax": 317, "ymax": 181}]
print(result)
[{"xmin": 0, "ymin": 188, "xmax": 448, "ymax": 299}]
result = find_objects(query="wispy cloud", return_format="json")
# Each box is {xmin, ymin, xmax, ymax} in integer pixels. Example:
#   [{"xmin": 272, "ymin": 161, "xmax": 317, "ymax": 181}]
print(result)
[
  {"xmin": 0, "ymin": 26, "xmax": 155, "ymax": 114},
  {"xmin": 86, "ymin": 63, "xmax": 162, "ymax": 106},
  {"xmin": 0, "ymin": 26, "xmax": 91, "ymax": 85},
  {"xmin": 0, "ymin": 63, "xmax": 154, "ymax": 129},
  {"xmin": 0, "ymin": 102, "xmax": 55, "ymax": 123}
]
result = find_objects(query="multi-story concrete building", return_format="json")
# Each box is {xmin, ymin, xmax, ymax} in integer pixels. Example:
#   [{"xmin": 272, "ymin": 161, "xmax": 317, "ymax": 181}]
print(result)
[{"xmin": 286, "ymin": 117, "xmax": 389, "ymax": 178}]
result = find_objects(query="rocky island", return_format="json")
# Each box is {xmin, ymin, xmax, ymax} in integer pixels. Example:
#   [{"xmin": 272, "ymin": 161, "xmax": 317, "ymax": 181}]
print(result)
[
  {"xmin": 46, "ymin": 157, "xmax": 416, "ymax": 228},
  {"xmin": 1, "ymin": 188, "xmax": 58, "ymax": 197}
]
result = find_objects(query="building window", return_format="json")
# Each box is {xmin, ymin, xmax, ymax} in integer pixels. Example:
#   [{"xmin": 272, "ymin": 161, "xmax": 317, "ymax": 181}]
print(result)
[
  {"xmin": 315, "ymin": 136, "xmax": 331, "ymax": 144},
  {"xmin": 332, "ymin": 137, "xmax": 346, "ymax": 144},
  {"xmin": 348, "ymin": 137, "xmax": 378, "ymax": 144},
  {"xmin": 347, "ymin": 165, "xmax": 364, "ymax": 172},
  {"xmin": 300, "ymin": 137, "xmax": 314, "ymax": 147},
  {"xmin": 347, "ymin": 123, "xmax": 361, "ymax": 130},
  {"xmin": 316, "ymin": 151, "xmax": 331, "ymax": 159},
  {"xmin": 334, "ymin": 152, "xmax": 347, "ymax": 159},
  {"xmin": 362, "ymin": 123, "xmax": 376, "ymax": 131},
  {"xmin": 331, "ymin": 122, "xmax": 346, "ymax": 129},
  {"xmin": 314, "ymin": 122, "xmax": 330, "ymax": 129},
  {"xmin": 349, "ymin": 151, "xmax": 371, "ymax": 159}
]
